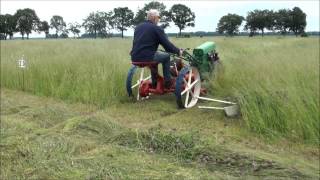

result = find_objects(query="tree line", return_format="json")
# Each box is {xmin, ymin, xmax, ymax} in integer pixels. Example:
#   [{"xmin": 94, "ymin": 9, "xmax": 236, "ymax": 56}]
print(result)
[
  {"xmin": 217, "ymin": 7, "xmax": 307, "ymax": 37},
  {"xmin": 0, "ymin": 1, "xmax": 308, "ymax": 40},
  {"xmin": 0, "ymin": 2, "xmax": 195, "ymax": 40}
]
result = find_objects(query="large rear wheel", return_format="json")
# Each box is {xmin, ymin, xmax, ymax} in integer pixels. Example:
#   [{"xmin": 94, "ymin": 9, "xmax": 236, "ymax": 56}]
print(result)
[{"xmin": 175, "ymin": 66, "xmax": 201, "ymax": 108}]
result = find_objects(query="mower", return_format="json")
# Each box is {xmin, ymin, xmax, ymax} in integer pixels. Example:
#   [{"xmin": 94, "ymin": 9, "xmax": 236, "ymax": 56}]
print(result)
[{"xmin": 126, "ymin": 41, "xmax": 239, "ymax": 117}]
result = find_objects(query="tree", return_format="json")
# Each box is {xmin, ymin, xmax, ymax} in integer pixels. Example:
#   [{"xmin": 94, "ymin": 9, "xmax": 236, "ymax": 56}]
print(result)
[
  {"xmin": 244, "ymin": 9, "xmax": 271, "ymax": 36},
  {"xmin": 68, "ymin": 22, "xmax": 81, "ymax": 38},
  {"xmin": 169, "ymin": 4, "xmax": 195, "ymax": 36},
  {"xmin": 0, "ymin": 14, "xmax": 16, "ymax": 40},
  {"xmin": 265, "ymin": 10, "xmax": 276, "ymax": 32},
  {"xmin": 133, "ymin": 1, "xmax": 171, "ymax": 29},
  {"xmin": 38, "ymin": 20, "xmax": 50, "ymax": 38},
  {"xmin": 60, "ymin": 28, "xmax": 69, "ymax": 38},
  {"xmin": 104, "ymin": 11, "xmax": 115, "ymax": 37},
  {"xmin": 14, "ymin": 8, "xmax": 39, "ymax": 39},
  {"xmin": 113, "ymin": 7, "xmax": 134, "ymax": 38},
  {"xmin": 83, "ymin": 11, "xmax": 113, "ymax": 38},
  {"xmin": 0, "ymin": 15, "xmax": 5, "ymax": 39},
  {"xmin": 50, "ymin": 15, "xmax": 66, "ymax": 38},
  {"xmin": 274, "ymin": 9, "xmax": 291, "ymax": 35},
  {"xmin": 217, "ymin": 13, "xmax": 244, "ymax": 36},
  {"xmin": 83, "ymin": 12, "xmax": 102, "ymax": 39},
  {"xmin": 244, "ymin": 12, "xmax": 258, "ymax": 36},
  {"xmin": 6, "ymin": 14, "xmax": 17, "ymax": 39},
  {"xmin": 289, "ymin": 7, "xmax": 306, "ymax": 36}
]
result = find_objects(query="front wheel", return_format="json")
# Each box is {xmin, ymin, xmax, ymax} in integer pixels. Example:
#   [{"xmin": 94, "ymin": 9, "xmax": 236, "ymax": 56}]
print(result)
[{"xmin": 175, "ymin": 66, "xmax": 201, "ymax": 108}]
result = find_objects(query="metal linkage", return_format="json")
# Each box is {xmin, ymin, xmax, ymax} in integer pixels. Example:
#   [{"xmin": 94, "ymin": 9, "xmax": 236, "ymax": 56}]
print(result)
[{"xmin": 197, "ymin": 96, "xmax": 239, "ymax": 117}]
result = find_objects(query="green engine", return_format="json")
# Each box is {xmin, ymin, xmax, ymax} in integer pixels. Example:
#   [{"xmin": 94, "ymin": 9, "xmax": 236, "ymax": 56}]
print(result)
[
  {"xmin": 180, "ymin": 41, "xmax": 219, "ymax": 80},
  {"xmin": 191, "ymin": 41, "xmax": 219, "ymax": 79},
  {"xmin": 173, "ymin": 41, "xmax": 219, "ymax": 80}
]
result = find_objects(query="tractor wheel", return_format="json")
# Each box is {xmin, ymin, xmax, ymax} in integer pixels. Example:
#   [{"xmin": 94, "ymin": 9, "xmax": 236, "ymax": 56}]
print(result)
[
  {"xmin": 175, "ymin": 66, "xmax": 201, "ymax": 108},
  {"xmin": 126, "ymin": 65, "xmax": 151, "ymax": 100}
]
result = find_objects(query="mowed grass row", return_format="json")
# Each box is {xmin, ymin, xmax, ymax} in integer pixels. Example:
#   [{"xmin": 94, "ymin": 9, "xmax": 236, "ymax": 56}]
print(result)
[{"xmin": 1, "ymin": 37, "xmax": 319, "ymax": 144}]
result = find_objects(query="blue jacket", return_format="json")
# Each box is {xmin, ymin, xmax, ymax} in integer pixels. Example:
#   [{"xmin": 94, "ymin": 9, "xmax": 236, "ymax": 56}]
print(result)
[{"xmin": 131, "ymin": 20, "xmax": 180, "ymax": 62}]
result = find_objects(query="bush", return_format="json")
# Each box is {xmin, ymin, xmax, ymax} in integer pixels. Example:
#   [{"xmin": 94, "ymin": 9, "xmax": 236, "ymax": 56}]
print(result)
[
  {"xmin": 0, "ymin": 33, "xmax": 6, "ymax": 40},
  {"xmin": 60, "ymin": 33, "xmax": 69, "ymax": 39},
  {"xmin": 300, "ymin": 32, "xmax": 308, "ymax": 37}
]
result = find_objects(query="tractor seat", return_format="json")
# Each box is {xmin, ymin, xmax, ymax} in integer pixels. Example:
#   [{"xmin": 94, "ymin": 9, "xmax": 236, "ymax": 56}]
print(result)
[{"xmin": 132, "ymin": 61, "xmax": 158, "ymax": 68}]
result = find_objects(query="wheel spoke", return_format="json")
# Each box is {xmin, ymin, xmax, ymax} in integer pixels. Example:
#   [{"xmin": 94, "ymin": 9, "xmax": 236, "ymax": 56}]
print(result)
[
  {"xmin": 183, "ymin": 78, "xmax": 188, "ymax": 85},
  {"xmin": 184, "ymin": 68, "xmax": 192, "ymax": 107},
  {"xmin": 185, "ymin": 90, "xmax": 190, "ymax": 107},
  {"xmin": 131, "ymin": 75, "xmax": 151, "ymax": 89},
  {"xmin": 187, "ymin": 69, "xmax": 192, "ymax": 86},
  {"xmin": 181, "ymin": 79, "xmax": 199, "ymax": 96},
  {"xmin": 139, "ymin": 68, "xmax": 144, "ymax": 81},
  {"xmin": 137, "ymin": 68, "xmax": 145, "ymax": 101}
]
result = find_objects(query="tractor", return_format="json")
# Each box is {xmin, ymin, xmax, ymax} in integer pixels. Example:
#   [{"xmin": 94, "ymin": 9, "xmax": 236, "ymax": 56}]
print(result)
[
  {"xmin": 127, "ymin": 41, "xmax": 216, "ymax": 106},
  {"xmin": 126, "ymin": 41, "xmax": 238, "ymax": 116}
]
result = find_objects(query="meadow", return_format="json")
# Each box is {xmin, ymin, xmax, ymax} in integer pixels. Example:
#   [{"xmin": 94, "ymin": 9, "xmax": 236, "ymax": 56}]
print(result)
[
  {"xmin": 1, "ymin": 37, "xmax": 319, "ymax": 144},
  {"xmin": 1, "ymin": 36, "xmax": 319, "ymax": 179}
]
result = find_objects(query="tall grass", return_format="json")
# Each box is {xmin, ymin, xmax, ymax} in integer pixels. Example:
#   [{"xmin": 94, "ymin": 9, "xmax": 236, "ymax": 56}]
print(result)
[
  {"xmin": 211, "ymin": 37, "xmax": 319, "ymax": 144},
  {"xmin": 1, "ymin": 39, "xmax": 131, "ymax": 106},
  {"xmin": 1, "ymin": 37, "xmax": 319, "ymax": 143}
]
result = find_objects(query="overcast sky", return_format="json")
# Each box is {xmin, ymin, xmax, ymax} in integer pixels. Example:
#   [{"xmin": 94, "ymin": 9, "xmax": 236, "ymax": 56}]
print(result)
[{"xmin": 1, "ymin": 0, "xmax": 319, "ymax": 38}]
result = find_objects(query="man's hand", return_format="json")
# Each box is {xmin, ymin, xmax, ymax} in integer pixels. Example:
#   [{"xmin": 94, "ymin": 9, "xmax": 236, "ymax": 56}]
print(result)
[{"xmin": 179, "ymin": 49, "xmax": 184, "ymax": 57}]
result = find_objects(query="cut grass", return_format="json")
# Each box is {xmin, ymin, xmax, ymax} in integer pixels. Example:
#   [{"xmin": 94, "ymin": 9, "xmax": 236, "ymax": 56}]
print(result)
[{"xmin": 1, "ymin": 89, "xmax": 319, "ymax": 179}]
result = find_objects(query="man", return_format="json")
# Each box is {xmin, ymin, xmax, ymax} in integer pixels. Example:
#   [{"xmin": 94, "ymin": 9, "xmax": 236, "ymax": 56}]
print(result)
[{"xmin": 130, "ymin": 9, "xmax": 183, "ymax": 89}]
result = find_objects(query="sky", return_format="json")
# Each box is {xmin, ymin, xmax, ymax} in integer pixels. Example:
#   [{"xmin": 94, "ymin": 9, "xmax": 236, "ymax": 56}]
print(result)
[{"xmin": 1, "ymin": 0, "xmax": 319, "ymax": 38}]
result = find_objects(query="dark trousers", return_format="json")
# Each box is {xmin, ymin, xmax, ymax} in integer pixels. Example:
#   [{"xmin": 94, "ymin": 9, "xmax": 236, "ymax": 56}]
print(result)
[{"xmin": 151, "ymin": 51, "xmax": 171, "ymax": 86}]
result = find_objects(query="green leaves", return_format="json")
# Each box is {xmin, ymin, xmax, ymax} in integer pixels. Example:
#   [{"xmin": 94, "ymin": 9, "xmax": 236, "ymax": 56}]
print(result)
[
  {"xmin": 82, "ymin": 11, "xmax": 113, "ymax": 39},
  {"xmin": 169, "ymin": 4, "xmax": 195, "ymax": 36},
  {"xmin": 290, "ymin": 7, "xmax": 307, "ymax": 36},
  {"xmin": 14, "ymin": 8, "xmax": 39, "ymax": 39},
  {"xmin": 0, "ymin": 14, "xmax": 16, "ymax": 40},
  {"xmin": 68, "ymin": 22, "xmax": 81, "ymax": 38},
  {"xmin": 112, "ymin": 7, "xmax": 134, "ymax": 38},
  {"xmin": 38, "ymin": 21, "xmax": 50, "ymax": 35},
  {"xmin": 217, "ymin": 14, "xmax": 244, "ymax": 36},
  {"xmin": 245, "ymin": 7, "xmax": 307, "ymax": 37},
  {"xmin": 50, "ymin": 15, "xmax": 66, "ymax": 38},
  {"xmin": 133, "ymin": 1, "xmax": 171, "ymax": 29}
]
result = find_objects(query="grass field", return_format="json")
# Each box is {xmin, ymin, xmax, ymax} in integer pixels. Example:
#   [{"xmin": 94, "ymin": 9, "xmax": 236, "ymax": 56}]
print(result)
[
  {"xmin": 0, "ymin": 37, "xmax": 319, "ymax": 179},
  {"xmin": 1, "ymin": 37, "xmax": 319, "ymax": 143}
]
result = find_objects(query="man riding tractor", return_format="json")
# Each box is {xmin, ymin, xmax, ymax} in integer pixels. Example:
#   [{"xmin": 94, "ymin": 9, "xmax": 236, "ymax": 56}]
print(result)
[
  {"xmin": 130, "ymin": 9, "xmax": 183, "ymax": 90},
  {"xmin": 127, "ymin": 11, "xmax": 235, "ymax": 114}
]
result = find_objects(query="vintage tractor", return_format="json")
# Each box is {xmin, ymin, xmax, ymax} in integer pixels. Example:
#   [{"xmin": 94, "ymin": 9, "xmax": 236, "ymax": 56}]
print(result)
[{"xmin": 126, "ymin": 41, "xmax": 238, "ymax": 116}]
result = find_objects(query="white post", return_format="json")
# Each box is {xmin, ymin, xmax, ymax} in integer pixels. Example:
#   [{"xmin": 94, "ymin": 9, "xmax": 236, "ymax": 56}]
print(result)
[{"xmin": 17, "ymin": 55, "xmax": 27, "ymax": 91}]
